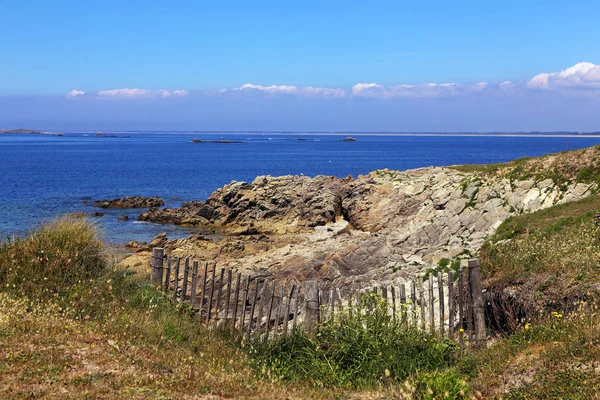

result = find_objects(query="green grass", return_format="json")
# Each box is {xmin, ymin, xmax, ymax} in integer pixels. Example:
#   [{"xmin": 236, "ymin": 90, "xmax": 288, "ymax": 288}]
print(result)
[
  {"xmin": 0, "ymin": 216, "xmax": 107, "ymax": 300},
  {"xmin": 248, "ymin": 293, "xmax": 462, "ymax": 394},
  {"xmin": 451, "ymin": 145, "xmax": 600, "ymax": 190},
  {"xmin": 0, "ymin": 217, "xmax": 346, "ymax": 399},
  {"xmin": 458, "ymin": 304, "xmax": 600, "ymax": 399}
]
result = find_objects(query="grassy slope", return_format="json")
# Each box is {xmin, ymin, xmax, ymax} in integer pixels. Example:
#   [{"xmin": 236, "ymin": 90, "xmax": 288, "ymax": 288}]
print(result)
[
  {"xmin": 0, "ymin": 218, "xmax": 348, "ymax": 399},
  {"xmin": 460, "ymin": 192, "xmax": 600, "ymax": 398},
  {"xmin": 451, "ymin": 144, "xmax": 600, "ymax": 194},
  {"xmin": 448, "ymin": 146, "xmax": 600, "ymax": 398}
]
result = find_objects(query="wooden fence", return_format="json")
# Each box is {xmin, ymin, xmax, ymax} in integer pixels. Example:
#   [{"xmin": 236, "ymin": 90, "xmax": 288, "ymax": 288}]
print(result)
[{"xmin": 151, "ymin": 248, "xmax": 486, "ymax": 345}]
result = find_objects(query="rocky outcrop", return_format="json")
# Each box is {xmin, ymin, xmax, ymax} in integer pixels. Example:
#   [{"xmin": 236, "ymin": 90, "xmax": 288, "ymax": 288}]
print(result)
[
  {"xmin": 95, "ymin": 196, "xmax": 164, "ymax": 209},
  {"xmin": 129, "ymin": 165, "xmax": 597, "ymax": 289},
  {"xmin": 139, "ymin": 175, "xmax": 344, "ymax": 234}
]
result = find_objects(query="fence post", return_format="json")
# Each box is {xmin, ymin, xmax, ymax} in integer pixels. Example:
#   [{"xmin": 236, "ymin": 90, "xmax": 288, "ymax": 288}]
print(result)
[
  {"xmin": 304, "ymin": 280, "xmax": 320, "ymax": 334},
  {"xmin": 468, "ymin": 259, "xmax": 486, "ymax": 346},
  {"xmin": 151, "ymin": 248, "xmax": 164, "ymax": 287}
]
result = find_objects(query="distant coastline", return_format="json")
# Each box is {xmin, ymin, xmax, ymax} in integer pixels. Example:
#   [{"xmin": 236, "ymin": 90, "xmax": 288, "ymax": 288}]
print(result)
[
  {"xmin": 0, "ymin": 129, "xmax": 43, "ymax": 134},
  {"xmin": 7, "ymin": 130, "xmax": 599, "ymax": 138}
]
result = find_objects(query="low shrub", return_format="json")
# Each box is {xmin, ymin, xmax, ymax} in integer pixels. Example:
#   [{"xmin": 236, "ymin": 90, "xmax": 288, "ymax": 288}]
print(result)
[
  {"xmin": 411, "ymin": 369, "xmax": 470, "ymax": 399},
  {"xmin": 247, "ymin": 292, "xmax": 459, "ymax": 389},
  {"xmin": 0, "ymin": 216, "xmax": 108, "ymax": 299}
]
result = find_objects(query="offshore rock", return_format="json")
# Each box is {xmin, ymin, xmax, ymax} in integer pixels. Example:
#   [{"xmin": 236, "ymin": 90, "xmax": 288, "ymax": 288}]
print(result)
[{"xmin": 95, "ymin": 196, "xmax": 164, "ymax": 209}]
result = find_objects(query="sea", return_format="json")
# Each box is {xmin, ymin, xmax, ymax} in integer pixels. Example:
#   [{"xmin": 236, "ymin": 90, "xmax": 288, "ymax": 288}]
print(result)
[{"xmin": 1, "ymin": 132, "xmax": 599, "ymax": 244}]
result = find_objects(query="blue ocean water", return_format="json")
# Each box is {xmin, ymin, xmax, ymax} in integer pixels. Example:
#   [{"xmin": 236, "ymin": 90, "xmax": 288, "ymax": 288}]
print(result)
[{"xmin": 1, "ymin": 133, "xmax": 599, "ymax": 244}]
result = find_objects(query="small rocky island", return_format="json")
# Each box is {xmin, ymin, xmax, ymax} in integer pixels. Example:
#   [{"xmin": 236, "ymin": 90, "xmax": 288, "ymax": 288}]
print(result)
[
  {"xmin": 190, "ymin": 138, "xmax": 244, "ymax": 144},
  {"xmin": 342, "ymin": 136, "xmax": 357, "ymax": 141},
  {"xmin": 95, "ymin": 196, "xmax": 164, "ymax": 209},
  {"xmin": 0, "ymin": 128, "xmax": 43, "ymax": 134}
]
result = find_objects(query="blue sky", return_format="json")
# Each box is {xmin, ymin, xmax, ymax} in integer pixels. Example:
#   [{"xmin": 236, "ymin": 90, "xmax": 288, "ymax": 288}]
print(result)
[{"xmin": 2, "ymin": 0, "xmax": 600, "ymax": 131}]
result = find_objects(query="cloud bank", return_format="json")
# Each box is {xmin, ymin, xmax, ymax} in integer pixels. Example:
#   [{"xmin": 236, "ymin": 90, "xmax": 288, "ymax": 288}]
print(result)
[
  {"xmin": 66, "ymin": 62, "xmax": 600, "ymax": 100},
  {"xmin": 527, "ymin": 62, "xmax": 600, "ymax": 91}
]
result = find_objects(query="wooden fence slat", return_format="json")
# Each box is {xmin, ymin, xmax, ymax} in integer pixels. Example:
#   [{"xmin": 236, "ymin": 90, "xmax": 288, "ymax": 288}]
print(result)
[
  {"xmin": 284, "ymin": 285, "xmax": 295, "ymax": 334},
  {"xmin": 293, "ymin": 285, "xmax": 300, "ymax": 331},
  {"xmin": 247, "ymin": 279, "xmax": 260, "ymax": 335},
  {"xmin": 265, "ymin": 281, "xmax": 276, "ymax": 336},
  {"xmin": 429, "ymin": 274, "xmax": 435, "ymax": 334},
  {"xmin": 232, "ymin": 272, "xmax": 242, "ymax": 329},
  {"xmin": 391, "ymin": 286, "xmax": 397, "ymax": 323},
  {"xmin": 466, "ymin": 269, "xmax": 473, "ymax": 342},
  {"xmin": 151, "ymin": 248, "xmax": 164, "ymax": 287},
  {"xmin": 257, "ymin": 279, "xmax": 269, "ymax": 333},
  {"xmin": 381, "ymin": 286, "xmax": 388, "ymax": 317},
  {"xmin": 207, "ymin": 263, "xmax": 217, "ymax": 323},
  {"xmin": 215, "ymin": 268, "xmax": 225, "ymax": 323},
  {"xmin": 419, "ymin": 278, "xmax": 426, "ymax": 330},
  {"xmin": 469, "ymin": 259, "xmax": 486, "ymax": 346},
  {"xmin": 438, "ymin": 273, "xmax": 445, "ymax": 337},
  {"xmin": 182, "ymin": 257, "xmax": 190, "ymax": 300},
  {"xmin": 273, "ymin": 285, "xmax": 283, "ymax": 334},
  {"xmin": 400, "ymin": 284, "xmax": 407, "ymax": 326},
  {"xmin": 164, "ymin": 255, "xmax": 172, "ymax": 295},
  {"xmin": 225, "ymin": 269, "xmax": 232, "ymax": 323},
  {"xmin": 199, "ymin": 262, "xmax": 208, "ymax": 321},
  {"xmin": 172, "ymin": 257, "xmax": 181, "ymax": 301},
  {"xmin": 329, "ymin": 289, "xmax": 335, "ymax": 321},
  {"xmin": 190, "ymin": 260, "xmax": 199, "ymax": 307},
  {"xmin": 458, "ymin": 269, "xmax": 465, "ymax": 348},
  {"xmin": 411, "ymin": 280, "xmax": 417, "ymax": 327},
  {"xmin": 240, "ymin": 275, "xmax": 250, "ymax": 334},
  {"xmin": 448, "ymin": 271, "xmax": 454, "ymax": 340},
  {"xmin": 304, "ymin": 281, "xmax": 320, "ymax": 333}
]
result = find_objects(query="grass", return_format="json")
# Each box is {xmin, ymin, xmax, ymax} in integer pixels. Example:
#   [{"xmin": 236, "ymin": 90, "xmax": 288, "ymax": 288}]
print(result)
[
  {"xmin": 455, "ymin": 190, "xmax": 600, "ymax": 398},
  {"xmin": 451, "ymin": 144, "xmax": 600, "ymax": 189},
  {"xmin": 459, "ymin": 303, "xmax": 600, "ymax": 399},
  {"xmin": 0, "ymin": 217, "xmax": 347, "ymax": 399},
  {"xmin": 3, "ymin": 182, "xmax": 600, "ymax": 399},
  {"xmin": 0, "ymin": 216, "xmax": 107, "ymax": 300},
  {"xmin": 479, "ymin": 194, "xmax": 600, "ymax": 316},
  {"xmin": 248, "ymin": 293, "xmax": 460, "ymax": 390}
]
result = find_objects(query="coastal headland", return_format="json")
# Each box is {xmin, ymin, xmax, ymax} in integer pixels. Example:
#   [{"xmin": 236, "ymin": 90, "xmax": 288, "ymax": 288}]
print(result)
[{"xmin": 123, "ymin": 144, "xmax": 600, "ymax": 291}]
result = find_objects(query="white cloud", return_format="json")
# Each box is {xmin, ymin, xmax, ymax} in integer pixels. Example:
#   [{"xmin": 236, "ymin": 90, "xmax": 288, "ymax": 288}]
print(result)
[
  {"xmin": 352, "ymin": 83, "xmax": 383, "ymax": 96},
  {"xmin": 66, "ymin": 89, "xmax": 85, "ymax": 98},
  {"xmin": 62, "ymin": 62, "xmax": 600, "ymax": 102},
  {"xmin": 527, "ymin": 62, "xmax": 600, "ymax": 91},
  {"xmin": 225, "ymin": 83, "xmax": 345, "ymax": 98},
  {"xmin": 299, "ymin": 86, "xmax": 346, "ymax": 98},
  {"xmin": 96, "ymin": 88, "xmax": 188, "ymax": 98},
  {"xmin": 353, "ymin": 82, "xmax": 463, "ymax": 98},
  {"xmin": 236, "ymin": 83, "xmax": 298, "ymax": 94}
]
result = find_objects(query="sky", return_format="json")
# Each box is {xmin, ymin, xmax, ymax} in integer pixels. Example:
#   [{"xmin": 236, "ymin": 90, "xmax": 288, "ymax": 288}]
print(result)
[{"xmin": 2, "ymin": 0, "xmax": 600, "ymax": 132}]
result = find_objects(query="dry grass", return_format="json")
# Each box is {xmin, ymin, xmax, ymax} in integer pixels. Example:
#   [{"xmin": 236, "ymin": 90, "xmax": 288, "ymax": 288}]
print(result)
[
  {"xmin": 0, "ymin": 216, "xmax": 107, "ymax": 299},
  {"xmin": 460, "ymin": 304, "xmax": 600, "ymax": 399},
  {"xmin": 451, "ymin": 144, "xmax": 600, "ymax": 187},
  {"xmin": 0, "ymin": 217, "xmax": 381, "ymax": 399},
  {"xmin": 0, "ymin": 273, "xmax": 368, "ymax": 399}
]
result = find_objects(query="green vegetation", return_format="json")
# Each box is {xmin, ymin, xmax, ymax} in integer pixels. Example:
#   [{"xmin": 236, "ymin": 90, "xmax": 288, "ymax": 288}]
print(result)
[
  {"xmin": 460, "ymin": 305, "xmax": 600, "ymax": 398},
  {"xmin": 451, "ymin": 144, "xmax": 600, "ymax": 190},
  {"xmin": 248, "ymin": 293, "xmax": 459, "ymax": 391},
  {"xmin": 0, "ymin": 216, "xmax": 107, "ymax": 299},
  {"xmin": 480, "ymin": 194, "xmax": 600, "ymax": 304},
  {"xmin": 3, "ymin": 177, "xmax": 600, "ymax": 400},
  {"xmin": 0, "ymin": 217, "xmax": 336, "ymax": 399}
]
